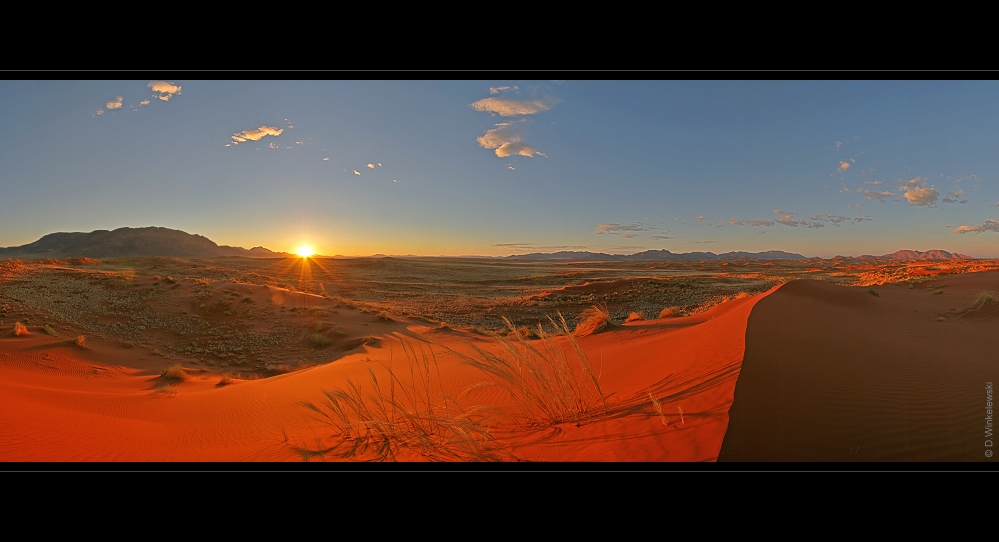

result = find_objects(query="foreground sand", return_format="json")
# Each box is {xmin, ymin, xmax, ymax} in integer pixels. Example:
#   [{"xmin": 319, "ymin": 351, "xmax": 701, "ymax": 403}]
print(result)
[
  {"xmin": 0, "ymin": 283, "xmax": 771, "ymax": 462},
  {"xmin": 1, "ymin": 268, "xmax": 995, "ymax": 463}
]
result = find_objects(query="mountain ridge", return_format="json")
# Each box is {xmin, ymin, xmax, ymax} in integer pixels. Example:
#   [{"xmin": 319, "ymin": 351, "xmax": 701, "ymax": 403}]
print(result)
[{"xmin": 0, "ymin": 227, "xmax": 291, "ymax": 259}]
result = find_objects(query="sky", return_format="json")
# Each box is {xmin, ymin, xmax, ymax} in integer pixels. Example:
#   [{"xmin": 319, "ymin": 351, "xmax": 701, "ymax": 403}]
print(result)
[{"xmin": 1, "ymin": 78, "xmax": 998, "ymax": 258}]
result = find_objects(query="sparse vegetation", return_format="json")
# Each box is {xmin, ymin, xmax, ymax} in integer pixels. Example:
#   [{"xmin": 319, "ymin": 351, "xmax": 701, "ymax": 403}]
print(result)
[
  {"xmin": 74, "ymin": 335, "xmax": 87, "ymax": 348},
  {"xmin": 625, "ymin": 311, "xmax": 644, "ymax": 323},
  {"xmin": 217, "ymin": 373, "xmax": 234, "ymax": 387},
  {"xmin": 573, "ymin": 304, "xmax": 611, "ymax": 337},
  {"xmin": 307, "ymin": 333, "xmax": 333, "ymax": 348},
  {"xmin": 13, "ymin": 321, "xmax": 28, "ymax": 336},
  {"xmin": 867, "ymin": 287, "xmax": 880, "ymax": 297},
  {"xmin": 43, "ymin": 323, "xmax": 57, "ymax": 336}
]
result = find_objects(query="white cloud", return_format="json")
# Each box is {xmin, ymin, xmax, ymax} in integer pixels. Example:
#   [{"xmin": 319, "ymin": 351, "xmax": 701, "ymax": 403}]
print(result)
[
  {"xmin": 139, "ymin": 99, "xmax": 151, "ymax": 106},
  {"xmin": 148, "ymin": 81, "xmax": 181, "ymax": 101},
  {"xmin": 230, "ymin": 125, "xmax": 284, "ymax": 145},
  {"xmin": 322, "ymin": 157, "xmax": 329, "ymax": 161},
  {"xmin": 489, "ymin": 85, "xmax": 519, "ymax": 94},
  {"xmin": 106, "ymin": 96, "xmax": 123, "ymax": 110},
  {"xmin": 953, "ymin": 219, "xmax": 999, "ymax": 234},
  {"xmin": 837, "ymin": 160, "xmax": 851, "ymax": 172},
  {"xmin": 477, "ymin": 121, "xmax": 542, "ymax": 158},
  {"xmin": 367, "ymin": 163, "xmax": 376, "ymax": 169},
  {"xmin": 470, "ymin": 96, "xmax": 559, "ymax": 116},
  {"xmin": 900, "ymin": 178, "xmax": 938, "ymax": 206},
  {"xmin": 354, "ymin": 170, "xmax": 361, "ymax": 175}
]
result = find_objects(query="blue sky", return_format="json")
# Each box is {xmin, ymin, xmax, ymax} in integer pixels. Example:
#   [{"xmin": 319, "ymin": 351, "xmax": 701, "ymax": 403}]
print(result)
[{"xmin": 1, "ymin": 79, "xmax": 997, "ymax": 258}]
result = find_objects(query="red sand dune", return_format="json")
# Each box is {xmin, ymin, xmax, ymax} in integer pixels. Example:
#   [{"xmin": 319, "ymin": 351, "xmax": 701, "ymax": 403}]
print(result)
[
  {"xmin": 2, "ymin": 269, "xmax": 995, "ymax": 463},
  {"xmin": 0, "ymin": 284, "xmax": 774, "ymax": 463}
]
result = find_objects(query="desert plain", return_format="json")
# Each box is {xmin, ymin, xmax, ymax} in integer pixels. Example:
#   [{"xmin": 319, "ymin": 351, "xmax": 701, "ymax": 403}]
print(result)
[{"xmin": 1, "ymin": 255, "xmax": 997, "ymax": 463}]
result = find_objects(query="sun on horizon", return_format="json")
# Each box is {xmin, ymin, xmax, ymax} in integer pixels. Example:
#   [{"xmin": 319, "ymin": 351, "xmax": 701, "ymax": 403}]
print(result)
[{"xmin": 295, "ymin": 245, "xmax": 315, "ymax": 258}]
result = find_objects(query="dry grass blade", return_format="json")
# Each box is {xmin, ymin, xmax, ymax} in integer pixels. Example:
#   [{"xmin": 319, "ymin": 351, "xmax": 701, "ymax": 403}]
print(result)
[
  {"xmin": 649, "ymin": 391, "xmax": 667, "ymax": 426},
  {"xmin": 446, "ymin": 313, "xmax": 607, "ymax": 429},
  {"xmin": 297, "ymin": 341, "xmax": 506, "ymax": 462}
]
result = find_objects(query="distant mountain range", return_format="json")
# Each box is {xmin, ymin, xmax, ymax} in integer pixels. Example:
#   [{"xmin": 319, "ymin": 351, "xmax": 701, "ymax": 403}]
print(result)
[
  {"xmin": 833, "ymin": 249, "xmax": 973, "ymax": 261},
  {"xmin": 505, "ymin": 249, "xmax": 809, "ymax": 261},
  {"xmin": 0, "ymin": 227, "xmax": 978, "ymax": 261},
  {"xmin": 0, "ymin": 227, "xmax": 290, "ymax": 259}
]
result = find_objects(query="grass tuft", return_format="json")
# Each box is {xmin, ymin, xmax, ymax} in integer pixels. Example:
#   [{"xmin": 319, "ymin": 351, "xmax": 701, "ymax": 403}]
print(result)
[
  {"xmin": 658, "ymin": 306, "xmax": 681, "ymax": 318},
  {"xmin": 13, "ymin": 321, "xmax": 28, "ymax": 336},
  {"xmin": 867, "ymin": 287, "xmax": 880, "ymax": 297},
  {"xmin": 573, "ymin": 304, "xmax": 611, "ymax": 337},
  {"xmin": 44, "ymin": 323, "xmax": 57, "ymax": 336},
  {"xmin": 451, "ymin": 314, "xmax": 607, "ymax": 429},
  {"xmin": 74, "ymin": 335, "xmax": 87, "ymax": 348},
  {"xmin": 298, "ymin": 341, "xmax": 506, "ymax": 462},
  {"xmin": 625, "ymin": 311, "xmax": 644, "ymax": 323},
  {"xmin": 963, "ymin": 289, "xmax": 999, "ymax": 314},
  {"xmin": 161, "ymin": 363, "xmax": 189, "ymax": 381}
]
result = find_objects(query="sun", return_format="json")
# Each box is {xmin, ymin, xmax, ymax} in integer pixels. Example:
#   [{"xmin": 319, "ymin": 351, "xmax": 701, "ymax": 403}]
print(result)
[{"xmin": 296, "ymin": 245, "xmax": 315, "ymax": 258}]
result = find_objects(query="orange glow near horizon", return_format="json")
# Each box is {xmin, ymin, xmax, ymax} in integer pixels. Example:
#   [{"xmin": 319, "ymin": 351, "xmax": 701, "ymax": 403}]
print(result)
[{"xmin": 296, "ymin": 245, "xmax": 315, "ymax": 258}]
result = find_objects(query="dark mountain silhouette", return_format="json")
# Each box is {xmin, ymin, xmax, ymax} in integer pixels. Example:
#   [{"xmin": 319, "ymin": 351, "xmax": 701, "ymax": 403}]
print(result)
[{"xmin": 0, "ymin": 227, "xmax": 290, "ymax": 259}]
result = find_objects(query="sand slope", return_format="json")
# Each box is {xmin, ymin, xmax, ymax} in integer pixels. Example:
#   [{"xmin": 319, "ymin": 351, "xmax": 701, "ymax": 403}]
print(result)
[
  {"xmin": 0, "ymin": 287, "xmax": 774, "ymax": 463},
  {"xmin": 719, "ymin": 272, "xmax": 999, "ymax": 462}
]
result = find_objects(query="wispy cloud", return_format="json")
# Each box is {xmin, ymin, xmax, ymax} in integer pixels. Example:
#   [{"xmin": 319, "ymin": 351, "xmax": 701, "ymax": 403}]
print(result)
[
  {"xmin": 953, "ymin": 219, "xmax": 999, "ymax": 234},
  {"xmin": 837, "ymin": 159, "xmax": 852, "ymax": 172},
  {"xmin": 139, "ymin": 99, "xmax": 150, "ymax": 106},
  {"xmin": 649, "ymin": 235, "xmax": 673, "ymax": 240},
  {"xmin": 489, "ymin": 85, "xmax": 519, "ymax": 94},
  {"xmin": 942, "ymin": 188, "xmax": 968, "ymax": 204},
  {"xmin": 230, "ymin": 125, "xmax": 284, "ymax": 145},
  {"xmin": 729, "ymin": 209, "xmax": 868, "ymax": 229},
  {"xmin": 594, "ymin": 222, "xmax": 653, "ymax": 237},
  {"xmin": 367, "ymin": 163, "xmax": 376, "ymax": 169},
  {"xmin": 694, "ymin": 215, "xmax": 705, "ymax": 223},
  {"xmin": 106, "ymin": 96, "xmax": 123, "ymax": 110},
  {"xmin": 148, "ymin": 81, "xmax": 182, "ymax": 101},
  {"xmin": 863, "ymin": 180, "xmax": 883, "ymax": 185},
  {"xmin": 470, "ymin": 96, "xmax": 559, "ymax": 116},
  {"xmin": 857, "ymin": 188, "xmax": 895, "ymax": 202},
  {"xmin": 477, "ymin": 121, "xmax": 543, "ymax": 158},
  {"xmin": 353, "ymin": 170, "xmax": 361, "ymax": 175}
]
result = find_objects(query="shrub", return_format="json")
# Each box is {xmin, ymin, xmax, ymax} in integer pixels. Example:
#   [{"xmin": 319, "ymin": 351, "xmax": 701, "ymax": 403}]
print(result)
[
  {"xmin": 74, "ymin": 335, "xmax": 87, "ymax": 348},
  {"xmin": 43, "ymin": 324, "xmax": 57, "ymax": 336},
  {"xmin": 13, "ymin": 321, "xmax": 28, "ymax": 336},
  {"xmin": 625, "ymin": 312, "xmax": 644, "ymax": 323},
  {"xmin": 867, "ymin": 287, "xmax": 880, "ymax": 297},
  {"xmin": 573, "ymin": 304, "xmax": 611, "ymax": 337}
]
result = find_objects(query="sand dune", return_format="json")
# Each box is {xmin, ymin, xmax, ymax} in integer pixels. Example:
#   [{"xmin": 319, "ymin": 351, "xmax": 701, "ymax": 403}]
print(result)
[
  {"xmin": 2, "ymin": 264, "xmax": 996, "ymax": 463},
  {"xmin": 719, "ymin": 271, "xmax": 999, "ymax": 462},
  {"xmin": 0, "ymin": 283, "xmax": 774, "ymax": 462}
]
